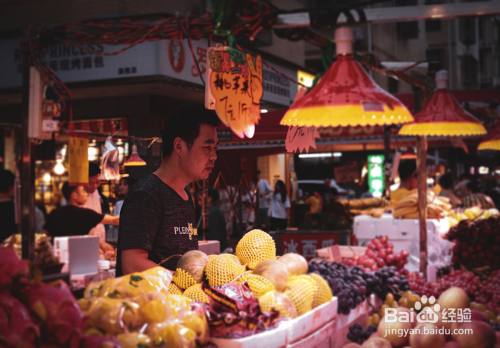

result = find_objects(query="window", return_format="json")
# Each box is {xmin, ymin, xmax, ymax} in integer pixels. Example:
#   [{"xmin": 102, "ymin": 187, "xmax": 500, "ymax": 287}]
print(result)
[
  {"xmin": 395, "ymin": 0, "xmax": 419, "ymax": 40},
  {"xmin": 425, "ymin": 20, "xmax": 442, "ymax": 32},
  {"xmin": 461, "ymin": 55, "xmax": 478, "ymax": 88},
  {"xmin": 397, "ymin": 22, "xmax": 419, "ymax": 40},
  {"xmin": 459, "ymin": 18, "xmax": 476, "ymax": 46},
  {"xmin": 426, "ymin": 48, "xmax": 445, "ymax": 75}
]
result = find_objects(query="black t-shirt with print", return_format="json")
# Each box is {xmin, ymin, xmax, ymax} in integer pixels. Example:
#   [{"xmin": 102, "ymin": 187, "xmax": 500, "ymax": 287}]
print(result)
[
  {"xmin": 117, "ymin": 174, "xmax": 197, "ymax": 275},
  {"xmin": 45, "ymin": 205, "xmax": 103, "ymax": 238}
]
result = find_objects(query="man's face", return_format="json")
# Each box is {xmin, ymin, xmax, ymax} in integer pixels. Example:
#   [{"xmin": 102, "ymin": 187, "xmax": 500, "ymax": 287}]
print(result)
[
  {"xmin": 72, "ymin": 185, "xmax": 88, "ymax": 206},
  {"xmin": 179, "ymin": 124, "xmax": 218, "ymax": 181},
  {"xmin": 85, "ymin": 175, "xmax": 100, "ymax": 193}
]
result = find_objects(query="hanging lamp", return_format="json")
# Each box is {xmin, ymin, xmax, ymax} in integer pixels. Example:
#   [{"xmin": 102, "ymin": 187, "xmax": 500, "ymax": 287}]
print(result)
[
  {"xmin": 478, "ymin": 121, "xmax": 500, "ymax": 151},
  {"xmin": 399, "ymin": 70, "xmax": 486, "ymax": 136},
  {"xmin": 123, "ymin": 144, "xmax": 146, "ymax": 167},
  {"xmin": 280, "ymin": 27, "xmax": 413, "ymax": 127}
]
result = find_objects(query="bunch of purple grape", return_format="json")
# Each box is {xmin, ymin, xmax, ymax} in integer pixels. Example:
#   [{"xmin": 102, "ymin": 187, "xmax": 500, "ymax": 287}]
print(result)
[
  {"xmin": 309, "ymin": 259, "xmax": 368, "ymax": 314},
  {"xmin": 347, "ymin": 323, "xmax": 377, "ymax": 344}
]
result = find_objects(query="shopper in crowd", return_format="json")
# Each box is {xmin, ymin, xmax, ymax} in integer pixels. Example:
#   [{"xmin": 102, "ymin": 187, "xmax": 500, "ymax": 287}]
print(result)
[
  {"xmin": 45, "ymin": 182, "xmax": 119, "ymax": 238},
  {"xmin": 241, "ymin": 182, "xmax": 256, "ymax": 230},
  {"xmin": 114, "ymin": 176, "xmax": 133, "ymax": 216},
  {"xmin": 83, "ymin": 163, "xmax": 109, "ymax": 243},
  {"xmin": 269, "ymin": 180, "xmax": 290, "ymax": 231},
  {"xmin": 256, "ymin": 170, "xmax": 272, "ymax": 229},
  {"xmin": 462, "ymin": 180, "xmax": 496, "ymax": 209},
  {"xmin": 0, "ymin": 169, "xmax": 16, "ymax": 242},
  {"xmin": 390, "ymin": 159, "xmax": 418, "ymax": 204},
  {"xmin": 206, "ymin": 188, "xmax": 227, "ymax": 251},
  {"xmin": 107, "ymin": 176, "xmax": 134, "ymax": 244},
  {"xmin": 438, "ymin": 173, "xmax": 462, "ymax": 207},
  {"xmin": 305, "ymin": 191, "xmax": 323, "ymax": 228},
  {"xmin": 118, "ymin": 105, "xmax": 219, "ymax": 275}
]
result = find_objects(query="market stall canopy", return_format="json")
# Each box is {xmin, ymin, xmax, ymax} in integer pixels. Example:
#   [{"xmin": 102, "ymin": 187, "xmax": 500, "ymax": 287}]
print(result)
[
  {"xmin": 280, "ymin": 27, "xmax": 413, "ymax": 128},
  {"xmin": 478, "ymin": 121, "xmax": 500, "ymax": 151},
  {"xmin": 399, "ymin": 71, "xmax": 486, "ymax": 137}
]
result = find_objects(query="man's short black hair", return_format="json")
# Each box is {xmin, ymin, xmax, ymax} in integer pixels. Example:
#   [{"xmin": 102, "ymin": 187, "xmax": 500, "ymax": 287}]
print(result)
[
  {"xmin": 62, "ymin": 182, "xmax": 78, "ymax": 201},
  {"xmin": 89, "ymin": 162, "xmax": 100, "ymax": 178},
  {"xmin": 398, "ymin": 160, "xmax": 417, "ymax": 181},
  {"xmin": 162, "ymin": 104, "xmax": 220, "ymax": 158},
  {"xmin": 0, "ymin": 169, "xmax": 15, "ymax": 193}
]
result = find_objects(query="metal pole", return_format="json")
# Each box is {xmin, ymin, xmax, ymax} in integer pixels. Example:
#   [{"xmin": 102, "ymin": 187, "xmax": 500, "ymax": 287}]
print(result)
[
  {"xmin": 417, "ymin": 136, "xmax": 428, "ymax": 277},
  {"xmin": 383, "ymin": 126, "xmax": 391, "ymax": 197},
  {"xmin": 20, "ymin": 47, "xmax": 35, "ymax": 261}
]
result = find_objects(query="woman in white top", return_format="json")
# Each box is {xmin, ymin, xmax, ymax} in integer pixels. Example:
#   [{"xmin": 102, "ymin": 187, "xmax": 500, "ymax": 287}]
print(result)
[{"xmin": 269, "ymin": 180, "xmax": 290, "ymax": 231}]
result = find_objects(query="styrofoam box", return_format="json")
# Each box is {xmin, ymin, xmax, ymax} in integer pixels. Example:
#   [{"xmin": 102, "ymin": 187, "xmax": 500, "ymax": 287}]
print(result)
[
  {"xmin": 333, "ymin": 301, "xmax": 369, "ymax": 348},
  {"xmin": 209, "ymin": 320, "xmax": 289, "ymax": 348},
  {"xmin": 353, "ymin": 214, "xmax": 449, "ymax": 241},
  {"xmin": 353, "ymin": 215, "xmax": 452, "ymax": 276},
  {"xmin": 286, "ymin": 297, "xmax": 338, "ymax": 344},
  {"xmin": 287, "ymin": 320, "xmax": 336, "ymax": 348},
  {"xmin": 335, "ymin": 300, "xmax": 368, "ymax": 329}
]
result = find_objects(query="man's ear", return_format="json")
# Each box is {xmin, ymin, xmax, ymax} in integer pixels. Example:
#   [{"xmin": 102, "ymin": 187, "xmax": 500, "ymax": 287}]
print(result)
[{"xmin": 173, "ymin": 137, "xmax": 185, "ymax": 155}]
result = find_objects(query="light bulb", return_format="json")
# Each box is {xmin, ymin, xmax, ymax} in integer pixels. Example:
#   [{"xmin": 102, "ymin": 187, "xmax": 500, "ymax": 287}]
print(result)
[{"xmin": 53, "ymin": 160, "xmax": 65, "ymax": 175}]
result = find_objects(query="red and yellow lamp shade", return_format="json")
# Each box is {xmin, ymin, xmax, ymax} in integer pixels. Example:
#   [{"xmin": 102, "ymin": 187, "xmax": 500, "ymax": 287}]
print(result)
[
  {"xmin": 280, "ymin": 27, "xmax": 413, "ymax": 128},
  {"xmin": 123, "ymin": 144, "xmax": 146, "ymax": 167},
  {"xmin": 478, "ymin": 122, "xmax": 500, "ymax": 151},
  {"xmin": 399, "ymin": 71, "xmax": 486, "ymax": 137}
]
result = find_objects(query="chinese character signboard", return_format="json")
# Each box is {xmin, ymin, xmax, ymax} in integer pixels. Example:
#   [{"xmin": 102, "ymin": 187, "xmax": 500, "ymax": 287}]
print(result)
[
  {"xmin": 205, "ymin": 46, "xmax": 262, "ymax": 138},
  {"xmin": 277, "ymin": 231, "xmax": 348, "ymax": 260},
  {"xmin": 368, "ymin": 154, "xmax": 385, "ymax": 198},
  {"xmin": 285, "ymin": 126, "xmax": 319, "ymax": 153},
  {"xmin": 68, "ymin": 135, "xmax": 89, "ymax": 184}
]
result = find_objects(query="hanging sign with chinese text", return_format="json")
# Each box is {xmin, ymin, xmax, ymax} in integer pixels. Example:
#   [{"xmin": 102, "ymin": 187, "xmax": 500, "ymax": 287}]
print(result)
[
  {"xmin": 285, "ymin": 126, "xmax": 319, "ymax": 153},
  {"xmin": 205, "ymin": 46, "xmax": 262, "ymax": 138},
  {"xmin": 68, "ymin": 134, "xmax": 89, "ymax": 184}
]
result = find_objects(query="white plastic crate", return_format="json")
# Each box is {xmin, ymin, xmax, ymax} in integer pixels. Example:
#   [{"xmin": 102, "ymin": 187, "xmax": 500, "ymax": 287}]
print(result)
[
  {"xmin": 209, "ymin": 321, "xmax": 289, "ymax": 348},
  {"xmin": 353, "ymin": 215, "xmax": 453, "ymax": 275},
  {"xmin": 286, "ymin": 297, "xmax": 338, "ymax": 344}
]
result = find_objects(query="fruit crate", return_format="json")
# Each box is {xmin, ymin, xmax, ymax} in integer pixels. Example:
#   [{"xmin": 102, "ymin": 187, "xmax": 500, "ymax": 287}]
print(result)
[
  {"xmin": 286, "ymin": 297, "xmax": 338, "ymax": 344},
  {"xmin": 332, "ymin": 301, "xmax": 369, "ymax": 348},
  {"xmin": 209, "ymin": 321, "xmax": 289, "ymax": 348},
  {"xmin": 287, "ymin": 320, "xmax": 336, "ymax": 348},
  {"xmin": 316, "ymin": 245, "xmax": 366, "ymax": 262}
]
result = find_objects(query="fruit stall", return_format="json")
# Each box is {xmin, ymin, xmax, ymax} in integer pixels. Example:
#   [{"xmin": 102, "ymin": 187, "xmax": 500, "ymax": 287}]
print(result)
[{"xmin": 2, "ymin": 219, "xmax": 500, "ymax": 348}]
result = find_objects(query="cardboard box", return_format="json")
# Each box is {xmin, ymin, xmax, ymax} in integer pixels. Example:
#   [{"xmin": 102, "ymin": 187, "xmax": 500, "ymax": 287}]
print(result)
[{"xmin": 316, "ymin": 245, "xmax": 366, "ymax": 262}]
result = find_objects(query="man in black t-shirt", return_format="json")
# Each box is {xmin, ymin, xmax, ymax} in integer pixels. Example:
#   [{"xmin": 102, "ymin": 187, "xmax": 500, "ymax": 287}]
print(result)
[
  {"xmin": 45, "ymin": 183, "xmax": 119, "ymax": 238},
  {"xmin": 118, "ymin": 105, "xmax": 219, "ymax": 275}
]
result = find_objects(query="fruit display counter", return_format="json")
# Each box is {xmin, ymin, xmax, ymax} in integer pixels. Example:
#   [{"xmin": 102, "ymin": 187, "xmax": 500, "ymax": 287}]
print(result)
[{"xmin": 3, "ymin": 219, "xmax": 499, "ymax": 348}]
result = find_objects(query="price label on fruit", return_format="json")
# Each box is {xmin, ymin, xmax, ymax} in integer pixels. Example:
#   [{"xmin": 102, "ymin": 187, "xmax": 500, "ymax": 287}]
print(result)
[{"xmin": 205, "ymin": 46, "xmax": 262, "ymax": 138}]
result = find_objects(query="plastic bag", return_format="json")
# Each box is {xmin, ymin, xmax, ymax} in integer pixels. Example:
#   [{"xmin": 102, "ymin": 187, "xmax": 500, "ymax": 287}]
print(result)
[
  {"xmin": 100, "ymin": 136, "xmax": 120, "ymax": 181},
  {"xmin": 84, "ymin": 297, "xmax": 143, "ymax": 335},
  {"xmin": 84, "ymin": 266, "xmax": 172, "ymax": 299}
]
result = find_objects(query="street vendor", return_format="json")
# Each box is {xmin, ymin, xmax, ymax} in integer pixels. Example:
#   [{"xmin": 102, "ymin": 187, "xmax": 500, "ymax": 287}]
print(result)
[
  {"xmin": 117, "ymin": 105, "xmax": 219, "ymax": 275},
  {"xmin": 390, "ymin": 159, "xmax": 418, "ymax": 204}
]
